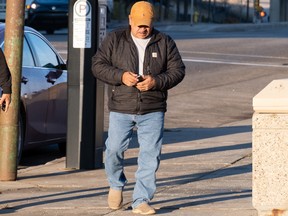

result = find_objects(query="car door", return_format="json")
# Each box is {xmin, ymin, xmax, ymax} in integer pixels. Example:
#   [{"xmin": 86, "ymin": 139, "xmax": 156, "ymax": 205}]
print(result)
[
  {"xmin": 21, "ymin": 34, "xmax": 50, "ymax": 144},
  {"xmin": 25, "ymin": 31, "xmax": 67, "ymax": 142}
]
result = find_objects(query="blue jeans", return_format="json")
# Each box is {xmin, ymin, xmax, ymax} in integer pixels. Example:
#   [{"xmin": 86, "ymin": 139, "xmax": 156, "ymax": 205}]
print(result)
[{"xmin": 105, "ymin": 111, "xmax": 165, "ymax": 208}]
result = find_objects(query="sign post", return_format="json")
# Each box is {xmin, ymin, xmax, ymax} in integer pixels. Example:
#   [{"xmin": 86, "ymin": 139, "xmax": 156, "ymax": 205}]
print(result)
[{"xmin": 66, "ymin": 0, "xmax": 104, "ymax": 169}]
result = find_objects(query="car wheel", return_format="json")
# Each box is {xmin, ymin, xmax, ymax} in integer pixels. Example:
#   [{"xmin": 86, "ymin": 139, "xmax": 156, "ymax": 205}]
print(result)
[
  {"xmin": 17, "ymin": 114, "xmax": 24, "ymax": 164},
  {"xmin": 58, "ymin": 142, "xmax": 66, "ymax": 156},
  {"xmin": 46, "ymin": 29, "xmax": 55, "ymax": 35}
]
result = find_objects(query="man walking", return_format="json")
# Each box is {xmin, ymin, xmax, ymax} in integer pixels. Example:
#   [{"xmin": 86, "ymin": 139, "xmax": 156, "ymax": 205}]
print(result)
[{"xmin": 92, "ymin": 1, "xmax": 185, "ymax": 214}]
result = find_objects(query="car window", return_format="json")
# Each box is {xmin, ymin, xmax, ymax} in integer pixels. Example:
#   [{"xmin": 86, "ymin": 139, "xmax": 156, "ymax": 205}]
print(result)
[
  {"xmin": 26, "ymin": 32, "xmax": 60, "ymax": 69},
  {"xmin": 0, "ymin": 35, "xmax": 35, "ymax": 67},
  {"xmin": 22, "ymin": 37, "xmax": 35, "ymax": 67}
]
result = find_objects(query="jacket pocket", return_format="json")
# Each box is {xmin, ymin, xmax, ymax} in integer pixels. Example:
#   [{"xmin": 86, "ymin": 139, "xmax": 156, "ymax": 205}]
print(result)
[{"xmin": 140, "ymin": 91, "xmax": 167, "ymax": 104}]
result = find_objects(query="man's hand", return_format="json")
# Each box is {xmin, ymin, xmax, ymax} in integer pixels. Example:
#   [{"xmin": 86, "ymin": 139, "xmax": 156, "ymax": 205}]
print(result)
[
  {"xmin": 136, "ymin": 75, "xmax": 155, "ymax": 92},
  {"xmin": 122, "ymin": 72, "xmax": 138, "ymax": 87},
  {"xmin": 0, "ymin": 93, "xmax": 11, "ymax": 112}
]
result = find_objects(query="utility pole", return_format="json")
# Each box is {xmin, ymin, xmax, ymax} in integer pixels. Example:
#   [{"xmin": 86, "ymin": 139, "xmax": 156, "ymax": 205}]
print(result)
[
  {"xmin": 246, "ymin": 0, "xmax": 250, "ymax": 22},
  {"xmin": 191, "ymin": 0, "xmax": 194, "ymax": 25},
  {"xmin": 159, "ymin": 0, "xmax": 163, "ymax": 22},
  {"xmin": 0, "ymin": 1, "xmax": 25, "ymax": 181},
  {"xmin": 208, "ymin": 0, "xmax": 211, "ymax": 22}
]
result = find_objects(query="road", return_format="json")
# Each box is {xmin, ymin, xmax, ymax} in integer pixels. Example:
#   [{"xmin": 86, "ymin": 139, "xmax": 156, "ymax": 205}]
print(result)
[
  {"xmin": 20, "ymin": 24, "xmax": 288, "ymax": 166},
  {"xmin": 161, "ymin": 25, "xmax": 288, "ymax": 128}
]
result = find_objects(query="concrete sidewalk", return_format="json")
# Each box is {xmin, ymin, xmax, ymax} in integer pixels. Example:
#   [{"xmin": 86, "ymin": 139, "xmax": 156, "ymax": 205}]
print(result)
[{"xmin": 0, "ymin": 118, "xmax": 256, "ymax": 216}]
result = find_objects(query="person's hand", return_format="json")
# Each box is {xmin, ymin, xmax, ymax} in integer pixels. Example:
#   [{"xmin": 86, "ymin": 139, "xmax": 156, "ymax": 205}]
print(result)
[
  {"xmin": 136, "ymin": 75, "xmax": 155, "ymax": 92},
  {"xmin": 0, "ymin": 93, "xmax": 11, "ymax": 112},
  {"xmin": 122, "ymin": 71, "xmax": 138, "ymax": 86}
]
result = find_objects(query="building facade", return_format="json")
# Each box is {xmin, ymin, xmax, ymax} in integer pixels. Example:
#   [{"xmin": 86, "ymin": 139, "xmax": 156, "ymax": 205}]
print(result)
[{"xmin": 111, "ymin": 0, "xmax": 287, "ymax": 23}]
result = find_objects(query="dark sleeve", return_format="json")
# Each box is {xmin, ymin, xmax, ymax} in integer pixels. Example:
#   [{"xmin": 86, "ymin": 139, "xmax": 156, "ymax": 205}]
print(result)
[
  {"xmin": 154, "ymin": 35, "xmax": 185, "ymax": 91},
  {"xmin": 0, "ymin": 49, "xmax": 12, "ymax": 94},
  {"xmin": 91, "ymin": 31, "xmax": 124, "ymax": 86}
]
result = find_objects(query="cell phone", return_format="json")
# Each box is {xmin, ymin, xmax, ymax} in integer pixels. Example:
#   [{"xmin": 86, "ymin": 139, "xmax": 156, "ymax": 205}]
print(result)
[
  {"xmin": 1, "ymin": 101, "xmax": 5, "ymax": 111},
  {"xmin": 137, "ymin": 75, "xmax": 144, "ymax": 82}
]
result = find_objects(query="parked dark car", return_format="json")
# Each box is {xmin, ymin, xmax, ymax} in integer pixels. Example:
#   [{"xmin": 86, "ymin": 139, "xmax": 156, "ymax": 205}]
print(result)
[
  {"xmin": 0, "ymin": 23, "xmax": 67, "ymax": 161},
  {"xmin": 25, "ymin": 0, "xmax": 68, "ymax": 34}
]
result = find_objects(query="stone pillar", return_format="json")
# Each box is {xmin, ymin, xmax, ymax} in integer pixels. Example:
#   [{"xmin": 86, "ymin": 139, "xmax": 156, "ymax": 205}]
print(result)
[{"xmin": 252, "ymin": 79, "xmax": 288, "ymax": 216}]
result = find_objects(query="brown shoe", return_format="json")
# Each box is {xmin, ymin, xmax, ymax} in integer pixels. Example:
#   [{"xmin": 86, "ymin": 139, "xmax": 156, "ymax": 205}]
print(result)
[
  {"xmin": 132, "ymin": 203, "xmax": 156, "ymax": 215},
  {"xmin": 108, "ymin": 188, "xmax": 123, "ymax": 210}
]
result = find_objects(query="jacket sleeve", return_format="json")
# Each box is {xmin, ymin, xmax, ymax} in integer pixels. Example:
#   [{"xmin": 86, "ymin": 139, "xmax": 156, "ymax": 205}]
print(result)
[
  {"xmin": 91, "ymin": 32, "xmax": 124, "ymax": 86},
  {"xmin": 0, "ymin": 49, "xmax": 12, "ymax": 94},
  {"xmin": 153, "ymin": 35, "xmax": 185, "ymax": 91}
]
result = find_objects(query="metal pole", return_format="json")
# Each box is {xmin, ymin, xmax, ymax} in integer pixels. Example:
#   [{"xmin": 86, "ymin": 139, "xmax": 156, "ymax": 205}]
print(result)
[
  {"xmin": 159, "ymin": 0, "xmax": 163, "ymax": 22},
  {"xmin": 208, "ymin": 0, "xmax": 211, "ymax": 22},
  {"xmin": 0, "ymin": 0, "xmax": 25, "ymax": 181},
  {"xmin": 191, "ymin": 0, "xmax": 194, "ymax": 25}
]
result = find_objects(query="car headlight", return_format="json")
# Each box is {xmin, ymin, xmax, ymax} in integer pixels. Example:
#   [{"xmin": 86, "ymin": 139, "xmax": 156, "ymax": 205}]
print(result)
[{"xmin": 26, "ymin": 3, "xmax": 38, "ymax": 10}]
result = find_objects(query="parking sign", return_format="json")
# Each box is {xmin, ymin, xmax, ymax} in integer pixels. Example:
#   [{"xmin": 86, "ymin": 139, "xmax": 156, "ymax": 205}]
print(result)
[{"xmin": 73, "ymin": 0, "xmax": 92, "ymax": 48}]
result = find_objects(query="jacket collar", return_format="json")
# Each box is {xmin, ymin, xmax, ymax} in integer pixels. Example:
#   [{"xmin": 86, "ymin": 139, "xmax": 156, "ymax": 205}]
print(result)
[{"xmin": 125, "ymin": 27, "xmax": 162, "ymax": 44}]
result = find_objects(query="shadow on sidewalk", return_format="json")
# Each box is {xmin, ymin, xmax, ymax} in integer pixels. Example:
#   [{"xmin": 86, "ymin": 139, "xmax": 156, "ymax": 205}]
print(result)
[
  {"xmin": 153, "ymin": 190, "xmax": 252, "ymax": 214},
  {"xmin": 126, "ymin": 125, "xmax": 251, "ymax": 147},
  {"xmin": 125, "ymin": 141, "xmax": 251, "ymax": 167},
  {"xmin": 157, "ymin": 163, "xmax": 252, "ymax": 187},
  {"xmin": 0, "ymin": 187, "xmax": 109, "ymax": 213},
  {"xmin": 17, "ymin": 168, "xmax": 86, "ymax": 180},
  {"xmin": 163, "ymin": 125, "xmax": 251, "ymax": 144},
  {"xmin": 125, "ymin": 125, "xmax": 252, "ymax": 164}
]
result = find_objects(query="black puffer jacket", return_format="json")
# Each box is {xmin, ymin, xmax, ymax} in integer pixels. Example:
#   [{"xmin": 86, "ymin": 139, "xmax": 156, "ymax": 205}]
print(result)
[
  {"xmin": 91, "ymin": 27, "xmax": 185, "ymax": 115},
  {"xmin": 0, "ymin": 49, "xmax": 11, "ymax": 94}
]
